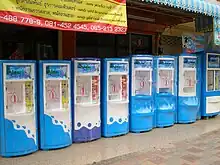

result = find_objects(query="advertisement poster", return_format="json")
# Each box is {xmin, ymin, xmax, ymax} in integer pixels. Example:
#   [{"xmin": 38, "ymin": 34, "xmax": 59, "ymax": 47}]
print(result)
[
  {"xmin": 182, "ymin": 34, "xmax": 205, "ymax": 53},
  {"xmin": 0, "ymin": 0, "xmax": 127, "ymax": 34},
  {"xmin": 213, "ymin": 17, "xmax": 220, "ymax": 46}
]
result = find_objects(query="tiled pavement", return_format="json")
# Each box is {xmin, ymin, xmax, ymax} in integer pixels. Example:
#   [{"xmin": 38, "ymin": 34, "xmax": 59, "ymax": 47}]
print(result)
[{"xmin": 94, "ymin": 129, "xmax": 220, "ymax": 165}]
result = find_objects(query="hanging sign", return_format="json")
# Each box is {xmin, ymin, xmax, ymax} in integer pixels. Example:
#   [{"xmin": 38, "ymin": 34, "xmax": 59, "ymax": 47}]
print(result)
[
  {"xmin": 0, "ymin": 0, "xmax": 127, "ymax": 34},
  {"xmin": 182, "ymin": 34, "xmax": 205, "ymax": 53},
  {"xmin": 213, "ymin": 17, "xmax": 220, "ymax": 46}
]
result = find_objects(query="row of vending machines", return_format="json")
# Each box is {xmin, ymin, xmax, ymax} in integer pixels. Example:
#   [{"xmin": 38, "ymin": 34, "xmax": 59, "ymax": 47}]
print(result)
[{"xmin": 0, "ymin": 52, "xmax": 220, "ymax": 157}]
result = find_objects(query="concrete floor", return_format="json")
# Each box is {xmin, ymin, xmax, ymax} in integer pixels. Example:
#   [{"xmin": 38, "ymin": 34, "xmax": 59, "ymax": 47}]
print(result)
[{"xmin": 1, "ymin": 116, "xmax": 220, "ymax": 165}]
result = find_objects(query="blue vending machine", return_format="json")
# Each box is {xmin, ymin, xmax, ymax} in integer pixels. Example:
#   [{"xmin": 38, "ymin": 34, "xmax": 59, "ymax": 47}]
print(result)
[
  {"xmin": 177, "ymin": 54, "xmax": 201, "ymax": 123},
  {"xmin": 38, "ymin": 61, "xmax": 72, "ymax": 150},
  {"xmin": 201, "ymin": 53, "xmax": 220, "ymax": 117},
  {"xmin": 102, "ymin": 58, "xmax": 129, "ymax": 137},
  {"xmin": 72, "ymin": 58, "xmax": 101, "ymax": 142},
  {"xmin": 130, "ymin": 55, "xmax": 154, "ymax": 132},
  {"xmin": 0, "ymin": 60, "xmax": 38, "ymax": 157},
  {"xmin": 154, "ymin": 56, "xmax": 177, "ymax": 127}
]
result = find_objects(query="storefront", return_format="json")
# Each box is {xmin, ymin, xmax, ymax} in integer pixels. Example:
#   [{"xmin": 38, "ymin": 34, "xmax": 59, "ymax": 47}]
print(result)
[
  {"xmin": 60, "ymin": 0, "xmax": 220, "ymax": 59},
  {"xmin": 0, "ymin": 0, "xmax": 218, "ymax": 60}
]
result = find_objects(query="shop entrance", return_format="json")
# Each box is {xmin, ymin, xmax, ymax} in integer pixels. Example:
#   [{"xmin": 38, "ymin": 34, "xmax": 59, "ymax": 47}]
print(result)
[{"xmin": 0, "ymin": 23, "xmax": 58, "ymax": 60}]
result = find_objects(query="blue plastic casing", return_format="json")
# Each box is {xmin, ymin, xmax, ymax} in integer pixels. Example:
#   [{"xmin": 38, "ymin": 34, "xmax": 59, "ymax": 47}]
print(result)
[
  {"xmin": 38, "ymin": 60, "xmax": 72, "ymax": 150},
  {"xmin": 201, "ymin": 52, "xmax": 220, "ymax": 117},
  {"xmin": 153, "ymin": 56, "xmax": 177, "ymax": 128},
  {"xmin": 129, "ymin": 55, "xmax": 154, "ymax": 132},
  {"xmin": 101, "ymin": 58, "xmax": 129, "ymax": 137},
  {"xmin": 177, "ymin": 54, "xmax": 201, "ymax": 123}
]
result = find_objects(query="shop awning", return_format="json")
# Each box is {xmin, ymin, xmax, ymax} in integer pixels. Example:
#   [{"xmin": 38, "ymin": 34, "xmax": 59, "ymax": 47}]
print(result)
[{"xmin": 142, "ymin": 0, "xmax": 220, "ymax": 17}]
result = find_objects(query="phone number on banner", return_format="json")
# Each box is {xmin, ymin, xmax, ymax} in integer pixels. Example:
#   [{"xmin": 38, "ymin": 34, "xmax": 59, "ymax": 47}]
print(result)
[{"xmin": 0, "ymin": 14, "xmax": 127, "ymax": 34}]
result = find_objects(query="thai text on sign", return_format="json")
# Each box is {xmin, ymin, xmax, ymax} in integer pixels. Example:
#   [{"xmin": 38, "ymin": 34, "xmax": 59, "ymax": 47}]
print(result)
[{"xmin": 0, "ymin": 0, "xmax": 127, "ymax": 34}]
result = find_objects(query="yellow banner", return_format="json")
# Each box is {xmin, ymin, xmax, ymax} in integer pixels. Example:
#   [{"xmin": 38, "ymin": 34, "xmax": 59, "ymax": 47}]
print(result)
[{"xmin": 0, "ymin": 0, "xmax": 127, "ymax": 34}]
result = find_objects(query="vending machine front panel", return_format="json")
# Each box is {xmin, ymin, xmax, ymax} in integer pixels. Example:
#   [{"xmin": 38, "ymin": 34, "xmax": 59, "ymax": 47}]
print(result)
[
  {"xmin": 130, "ymin": 56, "xmax": 154, "ymax": 133},
  {"xmin": 0, "ymin": 62, "xmax": 38, "ymax": 157},
  {"xmin": 102, "ymin": 59, "xmax": 129, "ymax": 137},
  {"xmin": 39, "ymin": 62, "xmax": 71, "ymax": 150},
  {"xmin": 202, "ymin": 53, "xmax": 220, "ymax": 116},
  {"xmin": 73, "ymin": 59, "xmax": 101, "ymax": 142},
  {"xmin": 178, "ymin": 55, "xmax": 200, "ymax": 123},
  {"xmin": 154, "ymin": 57, "xmax": 177, "ymax": 128}
]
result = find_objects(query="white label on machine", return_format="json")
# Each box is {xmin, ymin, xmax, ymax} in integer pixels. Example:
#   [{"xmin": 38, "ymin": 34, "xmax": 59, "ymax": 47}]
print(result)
[{"xmin": 4, "ymin": 64, "xmax": 36, "ymax": 144}]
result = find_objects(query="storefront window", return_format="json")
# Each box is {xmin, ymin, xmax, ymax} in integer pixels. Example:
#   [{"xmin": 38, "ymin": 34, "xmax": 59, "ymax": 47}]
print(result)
[
  {"xmin": 131, "ymin": 34, "xmax": 152, "ymax": 54},
  {"xmin": 76, "ymin": 32, "xmax": 152, "ymax": 58},
  {"xmin": 0, "ymin": 23, "xmax": 58, "ymax": 60}
]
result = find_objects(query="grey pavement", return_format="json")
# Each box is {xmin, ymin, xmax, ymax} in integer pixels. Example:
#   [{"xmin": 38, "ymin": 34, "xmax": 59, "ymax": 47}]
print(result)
[
  {"xmin": 94, "ymin": 124, "xmax": 220, "ymax": 165},
  {"xmin": 1, "ymin": 116, "xmax": 220, "ymax": 165}
]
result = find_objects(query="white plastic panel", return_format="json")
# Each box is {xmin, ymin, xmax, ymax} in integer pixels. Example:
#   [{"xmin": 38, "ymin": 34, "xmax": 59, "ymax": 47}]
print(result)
[
  {"xmin": 75, "ymin": 75, "xmax": 100, "ymax": 104},
  {"xmin": 108, "ymin": 74, "xmax": 128, "ymax": 102},
  {"xmin": 76, "ymin": 76, "xmax": 91, "ymax": 104},
  {"xmin": 179, "ymin": 56, "xmax": 197, "ymax": 96},
  {"xmin": 206, "ymin": 96, "xmax": 220, "ymax": 114},
  {"xmin": 134, "ymin": 70, "xmax": 151, "ymax": 95},
  {"xmin": 108, "ymin": 75, "xmax": 121, "ymax": 101},
  {"xmin": 45, "ymin": 80, "xmax": 61, "ymax": 111},
  {"xmin": 157, "ymin": 69, "xmax": 174, "ymax": 94},
  {"xmin": 182, "ymin": 70, "xmax": 196, "ymax": 94},
  {"xmin": 5, "ymin": 82, "xmax": 32, "ymax": 115}
]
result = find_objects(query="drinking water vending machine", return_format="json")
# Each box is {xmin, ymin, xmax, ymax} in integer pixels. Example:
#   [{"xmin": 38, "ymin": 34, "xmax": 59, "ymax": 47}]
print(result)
[
  {"xmin": 38, "ymin": 61, "xmax": 72, "ymax": 150},
  {"xmin": 177, "ymin": 55, "xmax": 201, "ymax": 123},
  {"xmin": 154, "ymin": 56, "xmax": 177, "ymax": 127},
  {"xmin": 201, "ymin": 53, "xmax": 220, "ymax": 117},
  {"xmin": 0, "ymin": 60, "xmax": 38, "ymax": 157},
  {"xmin": 72, "ymin": 58, "xmax": 101, "ymax": 142},
  {"xmin": 129, "ymin": 55, "xmax": 154, "ymax": 132},
  {"xmin": 101, "ymin": 58, "xmax": 129, "ymax": 137}
]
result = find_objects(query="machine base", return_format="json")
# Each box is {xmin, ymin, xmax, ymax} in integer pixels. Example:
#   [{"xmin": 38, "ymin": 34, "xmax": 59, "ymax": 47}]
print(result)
[
  {"xmin": 156, "ymin": 110, "xmax": 175, "ymax": 128},
  {"xmin": 40, "ymin": 143, "xmax": 72, "ymax": 151},
  {"xmin": 1, "ymin": 148, "xmax": 38, "ymax": 158},
  {"xmin": 73, "ymin": 126, "xmax": 101, "ymax": 143},
  {"xmin": 201, "ymin": 115, "xmax": 219, "ymax": 120},
  {"xmin": 201, "ymin": 112, "xmax": 219, "ymax": 119},
  {"xmin": 1, "ymin": 119, "xmax": 38, "ymax": 157},
  {"xmin": 177, "ymin": 106, "xmax": 198, "ymax": 124},
  {"xmin": 40, "ymin": 115, "xmax": 72, "ymax": 150},
  {"xmin": 102, "ymin": 122, "xmax": 129, "ymax": 137},
  {"xmin": 130, "ymin": 113, "xmax": 154, "ymax": 133}
]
